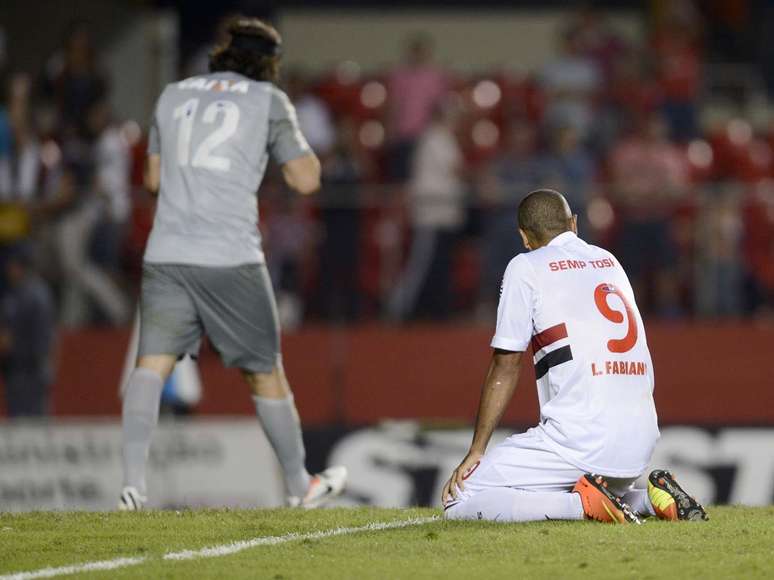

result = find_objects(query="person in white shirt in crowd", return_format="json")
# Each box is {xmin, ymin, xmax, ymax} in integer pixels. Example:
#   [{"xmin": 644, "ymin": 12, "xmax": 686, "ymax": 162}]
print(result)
[
  {"xmin": 88, "ymin": 99, "xmax": 132, "ymax": 279},
  {"xmin": 442, "ymin": 189, "xmax": 707, "ymax": 524},
  {"xmin": 285, "ymin": 69, "xmax": 335, "ymax": 158},
  {"xmin": 54, "ymin": 98, "xmax": 130, "ymax": 327},
  {"xmin": 388, "ymin": 102, "xmax": 464, "ymax": 320},
  {"xmin": 0, "ymin": 75, "xmax": 51, "ymax": 207}
]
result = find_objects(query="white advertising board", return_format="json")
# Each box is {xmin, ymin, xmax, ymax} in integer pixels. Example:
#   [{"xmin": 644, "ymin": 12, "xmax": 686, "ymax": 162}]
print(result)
[
  {"xmin": 319, "ymin": 423, "xmax": 774, "ymax": 508},
  {"xmin": 0, "ymin": 419, "xmax": 285, "ymax": 511}
]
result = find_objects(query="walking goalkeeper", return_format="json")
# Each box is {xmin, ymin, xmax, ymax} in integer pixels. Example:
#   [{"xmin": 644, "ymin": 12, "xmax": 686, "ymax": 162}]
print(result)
[{"xmin": 120, "ymin": 17, "xmax": 346, "ymax": 510}]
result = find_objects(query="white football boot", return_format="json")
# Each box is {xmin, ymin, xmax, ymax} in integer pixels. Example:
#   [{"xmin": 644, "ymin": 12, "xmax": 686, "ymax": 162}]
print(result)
[
  {"xmin": 289, "ymin": 466, "xmax": 348, "ymax": 509},
  {"xmin": 118, "ymin": 486, "xmax": 147, "ymax": 511}
]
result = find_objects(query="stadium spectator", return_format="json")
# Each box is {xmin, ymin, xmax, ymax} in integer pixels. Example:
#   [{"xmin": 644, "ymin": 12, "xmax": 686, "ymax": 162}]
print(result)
[
  {"xmin": 0, "ymin": 75, "xmax": 62, "ymax": 293},
  {"xmin": 41, "ymin": 21, "xmax": 108, "ymax": 136},
  {"xmin": 0, "ymin": 75, "xmax": 37, "ymax": 268},
  {"xmin": 608, "ymin": 112, "xmax": 689, "ymax": 316},
  {"xmin": 538, "ymin": 124, "xmax": 595, "ymax": 239},
  {"xmin": 0, "ymin": 70, "xmax": 11, "ymax": 199},
  {"xmin": 539, "ymin": 26, "xmax": 602, "ymax": 144},
  {"xmin": 599, "ymin": 47, "xmax": 663, "ymax": 152},
  {"xmin": 570, "ymin": 5, "xmax": 627, "ymax": 83},
  {"xmin": 318, "ymin": 118, "xmax": 369, "ymax": 321},
  {"xmin": 476, "ymin": 120, "xmax": 541, "ymax": 317},
  {"xmin": 388, "ymin": 102, "xmax": 464, "ymax": 321},
  {"xmin": 387, "ymin": 34, "xmax": 447, "ymax": 182},
  {"xmin": 87, "ymin": 99, "xmax": 132, "ymax": 278},
  {"xmin": 606, "ymin": 48, "xmax": 663, "ymax": 126},
  {"xmin": 743, "ymin": 182, "xmax": 774, "ymax": 317},
  {"xmin": 694, "ymin": 190, "xmax": 743, "ymax": 317},
  {"xmin": 0, "ymin": 244, "xmax": 55, "ymax": 418},
  {"xmin": 650, "ymin": 3, "xmax": 703, "ymax": 142},
  {"xmin": 53, "ymin": 102, "xmax": 130, "ymax": 328},
  {"xmin": 264, "ymin": 193, "xmax": 314, "ymax": 330},
  {"xmin": 286, "ymin": 70, "xmax": 335, "ymax": 158}
]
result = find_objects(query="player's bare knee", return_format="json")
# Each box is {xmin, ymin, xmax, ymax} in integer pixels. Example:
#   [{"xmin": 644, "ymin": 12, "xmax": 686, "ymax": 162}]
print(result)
[
  {"xmin": 243, "ymin": 365, "xmax": 288, "ymax": 399},
  {"xmin": 136, "ymin": 354, "xmax": 177, "ymax": 381}
]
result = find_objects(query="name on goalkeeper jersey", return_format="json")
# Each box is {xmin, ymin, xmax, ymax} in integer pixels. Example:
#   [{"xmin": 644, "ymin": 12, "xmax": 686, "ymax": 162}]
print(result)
[
  {"xmin": 591, "ymin": 361, "xmax": 648, "ymax": 376},
  {"xmin": 548, "ymin": 258, "xmax": 615, "ymax": 272},
  {"xmin": 178, "ymin": 77, "xmax": 250, "ymax": 94}
]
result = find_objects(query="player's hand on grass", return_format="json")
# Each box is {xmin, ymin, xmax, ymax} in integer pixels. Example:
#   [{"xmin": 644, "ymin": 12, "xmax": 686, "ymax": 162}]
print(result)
[{"xmin": 442, "ymin": 450, "xmax": 483, "ymax": 504}]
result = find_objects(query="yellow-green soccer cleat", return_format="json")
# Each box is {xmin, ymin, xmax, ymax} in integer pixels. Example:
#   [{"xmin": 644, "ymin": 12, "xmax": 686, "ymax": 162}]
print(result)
[{"xmin": 648, "ymin": 470, "xmax": 708, "ymax": 521}]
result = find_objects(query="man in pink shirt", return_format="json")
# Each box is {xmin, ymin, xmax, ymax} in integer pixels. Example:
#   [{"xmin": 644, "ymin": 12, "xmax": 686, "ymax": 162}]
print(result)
[{"xmin": 387, "ymin": 34, "xmax": 447, "ymax": 182}]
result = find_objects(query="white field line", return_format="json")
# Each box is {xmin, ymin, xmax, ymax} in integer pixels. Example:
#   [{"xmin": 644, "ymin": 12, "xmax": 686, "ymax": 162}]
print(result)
[
  {"xmin": 164, "ymin": 515, "xmax": 439, "ymax": 560},
  {"xmin": 0, "ymin": 516, "xmax": 439, "ymax": 580},
  {"xmin": 0, "ymin": 557, "xmax": 147, "ymax": 580}
]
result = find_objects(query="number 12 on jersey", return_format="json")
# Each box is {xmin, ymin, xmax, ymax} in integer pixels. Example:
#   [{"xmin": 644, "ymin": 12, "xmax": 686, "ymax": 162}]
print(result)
[{"xmin": 172, "ymin": 98, "xmax": 240, "ymax": 171}]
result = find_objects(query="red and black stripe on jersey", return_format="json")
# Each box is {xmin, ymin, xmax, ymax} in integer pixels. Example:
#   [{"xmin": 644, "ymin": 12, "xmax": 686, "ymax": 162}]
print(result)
[{"xmin": 532, "ymin": 323, "xmax": 573, "ymax": 379}]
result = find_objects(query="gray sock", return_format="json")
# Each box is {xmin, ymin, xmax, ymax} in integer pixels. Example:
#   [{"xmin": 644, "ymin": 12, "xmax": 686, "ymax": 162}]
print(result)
[
  {"xmin": 121, "ymin": 368, "xmax": 164, "ymax": 496},
  {"xmin": 253, "ymin": 395, "xmax": 311, "ymax": 497}
]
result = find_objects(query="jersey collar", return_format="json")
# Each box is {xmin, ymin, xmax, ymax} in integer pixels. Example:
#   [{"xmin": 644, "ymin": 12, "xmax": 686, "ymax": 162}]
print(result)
[{"xmin": 547, "ymin": 231, "xmax": 577, "ymax": 247}]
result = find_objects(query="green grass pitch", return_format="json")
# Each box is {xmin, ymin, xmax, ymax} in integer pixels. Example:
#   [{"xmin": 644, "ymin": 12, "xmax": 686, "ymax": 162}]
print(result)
[{"xmin": 0, "ymin": 506, "xmax": 772, "ymax": 579}]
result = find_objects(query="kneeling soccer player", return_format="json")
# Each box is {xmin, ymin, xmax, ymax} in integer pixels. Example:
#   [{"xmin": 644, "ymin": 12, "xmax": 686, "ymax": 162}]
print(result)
[
  {"xmin": 119, "ymin": 17, "xmax": 346, "ymax": 510},
  {"xmin": 442, "ymin": 189, "xmax": 707, "ymax": 524}
]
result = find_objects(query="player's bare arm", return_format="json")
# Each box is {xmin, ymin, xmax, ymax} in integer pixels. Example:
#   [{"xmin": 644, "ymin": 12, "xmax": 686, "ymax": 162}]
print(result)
[
  {"xmin": 281, "ymin": 153, "xmax": 321, "ymax": 195},
  {"xmin": 442, "ymin": 349, "xmax": 523, "ymax": 502},
  {"xmin": 144, "ymin": 154, "xmax": 161, "ymax": 195}
]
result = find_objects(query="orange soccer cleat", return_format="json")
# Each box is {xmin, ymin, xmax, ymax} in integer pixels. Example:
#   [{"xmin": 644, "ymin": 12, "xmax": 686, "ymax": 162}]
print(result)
[{"xmin": 573, "ymin": 473, "xmax": 642, "ymax": 524}]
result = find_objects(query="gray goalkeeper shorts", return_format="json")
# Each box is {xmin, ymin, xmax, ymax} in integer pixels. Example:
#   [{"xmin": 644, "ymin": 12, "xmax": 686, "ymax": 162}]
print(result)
[{"xmin": 138, "ymin": 263, "xmax": 280, "ymax": 373}]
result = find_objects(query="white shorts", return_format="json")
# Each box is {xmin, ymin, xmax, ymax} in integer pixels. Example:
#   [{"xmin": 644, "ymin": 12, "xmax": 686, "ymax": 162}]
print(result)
[{"xmin": 454, "ymin": 427, "xmax": 637, "ymax": 502}]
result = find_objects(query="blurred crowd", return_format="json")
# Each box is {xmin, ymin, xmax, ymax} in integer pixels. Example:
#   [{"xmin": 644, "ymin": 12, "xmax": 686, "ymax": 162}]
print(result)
[
  {"xmin": 0, "ymin": 22, "xmax": 143, "ymax": 415},
  {"xmin": 1, "ymin": 4, "xmax": 774, "ymax": 415},
  {"xmin": 252, "ymin": 4, "xmax": 774, "ymax": 326}
]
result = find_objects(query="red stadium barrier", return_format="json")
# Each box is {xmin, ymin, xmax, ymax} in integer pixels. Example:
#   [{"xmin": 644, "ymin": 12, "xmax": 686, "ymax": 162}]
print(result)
[{"xmin": 3, "ymin": 323, "xmax": 772, "ymax": 426}]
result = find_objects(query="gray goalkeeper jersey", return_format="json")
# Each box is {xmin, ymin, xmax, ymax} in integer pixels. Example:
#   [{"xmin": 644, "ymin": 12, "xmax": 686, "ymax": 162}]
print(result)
[{"xmin": 145, "ymin": 72, "xmax": 310, "ymax": 266}]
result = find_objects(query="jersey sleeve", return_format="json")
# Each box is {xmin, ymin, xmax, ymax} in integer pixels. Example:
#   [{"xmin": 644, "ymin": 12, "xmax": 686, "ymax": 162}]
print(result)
[
  {"xmin": 147, "ymin": 86, "xmax": 171, "ymax": 156},
  {"xmin": 268, "ymin": 88, "xmax": 312, "ymax": 165},
  {"xmin": 147, "ymin": 103, "xmax": 160, "ymax": 155},
  {"xmin": 491, "ymin": 255, "xmax": 536, "ymax": 352},
  {"xmin": 147, "ymin": 122, "xmax": 160, "ymax": 155}
]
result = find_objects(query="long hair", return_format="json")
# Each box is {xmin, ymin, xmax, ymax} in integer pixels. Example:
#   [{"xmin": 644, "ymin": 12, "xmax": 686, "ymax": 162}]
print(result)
[{"xmin": 208, "ymin": 17, "xmax": 282, "ymax": 84}]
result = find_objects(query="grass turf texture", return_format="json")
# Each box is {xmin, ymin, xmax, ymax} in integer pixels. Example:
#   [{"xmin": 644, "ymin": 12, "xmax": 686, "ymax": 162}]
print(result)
[{"xmin": 0, "ymin": 506, "xmax": 772, "ymax": 579}]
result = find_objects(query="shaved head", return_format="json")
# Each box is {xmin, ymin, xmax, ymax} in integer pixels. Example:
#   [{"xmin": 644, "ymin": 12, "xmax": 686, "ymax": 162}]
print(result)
[{"xmin": 518, "ymin": 189, "xmax": 575, "ymax": 248}]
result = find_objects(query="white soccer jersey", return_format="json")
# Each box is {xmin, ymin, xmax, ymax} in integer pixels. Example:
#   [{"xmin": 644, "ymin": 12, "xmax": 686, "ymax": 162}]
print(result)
[{"xmin": 492, "ymin": 231, "xmax": 659, "ymax": 477}]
